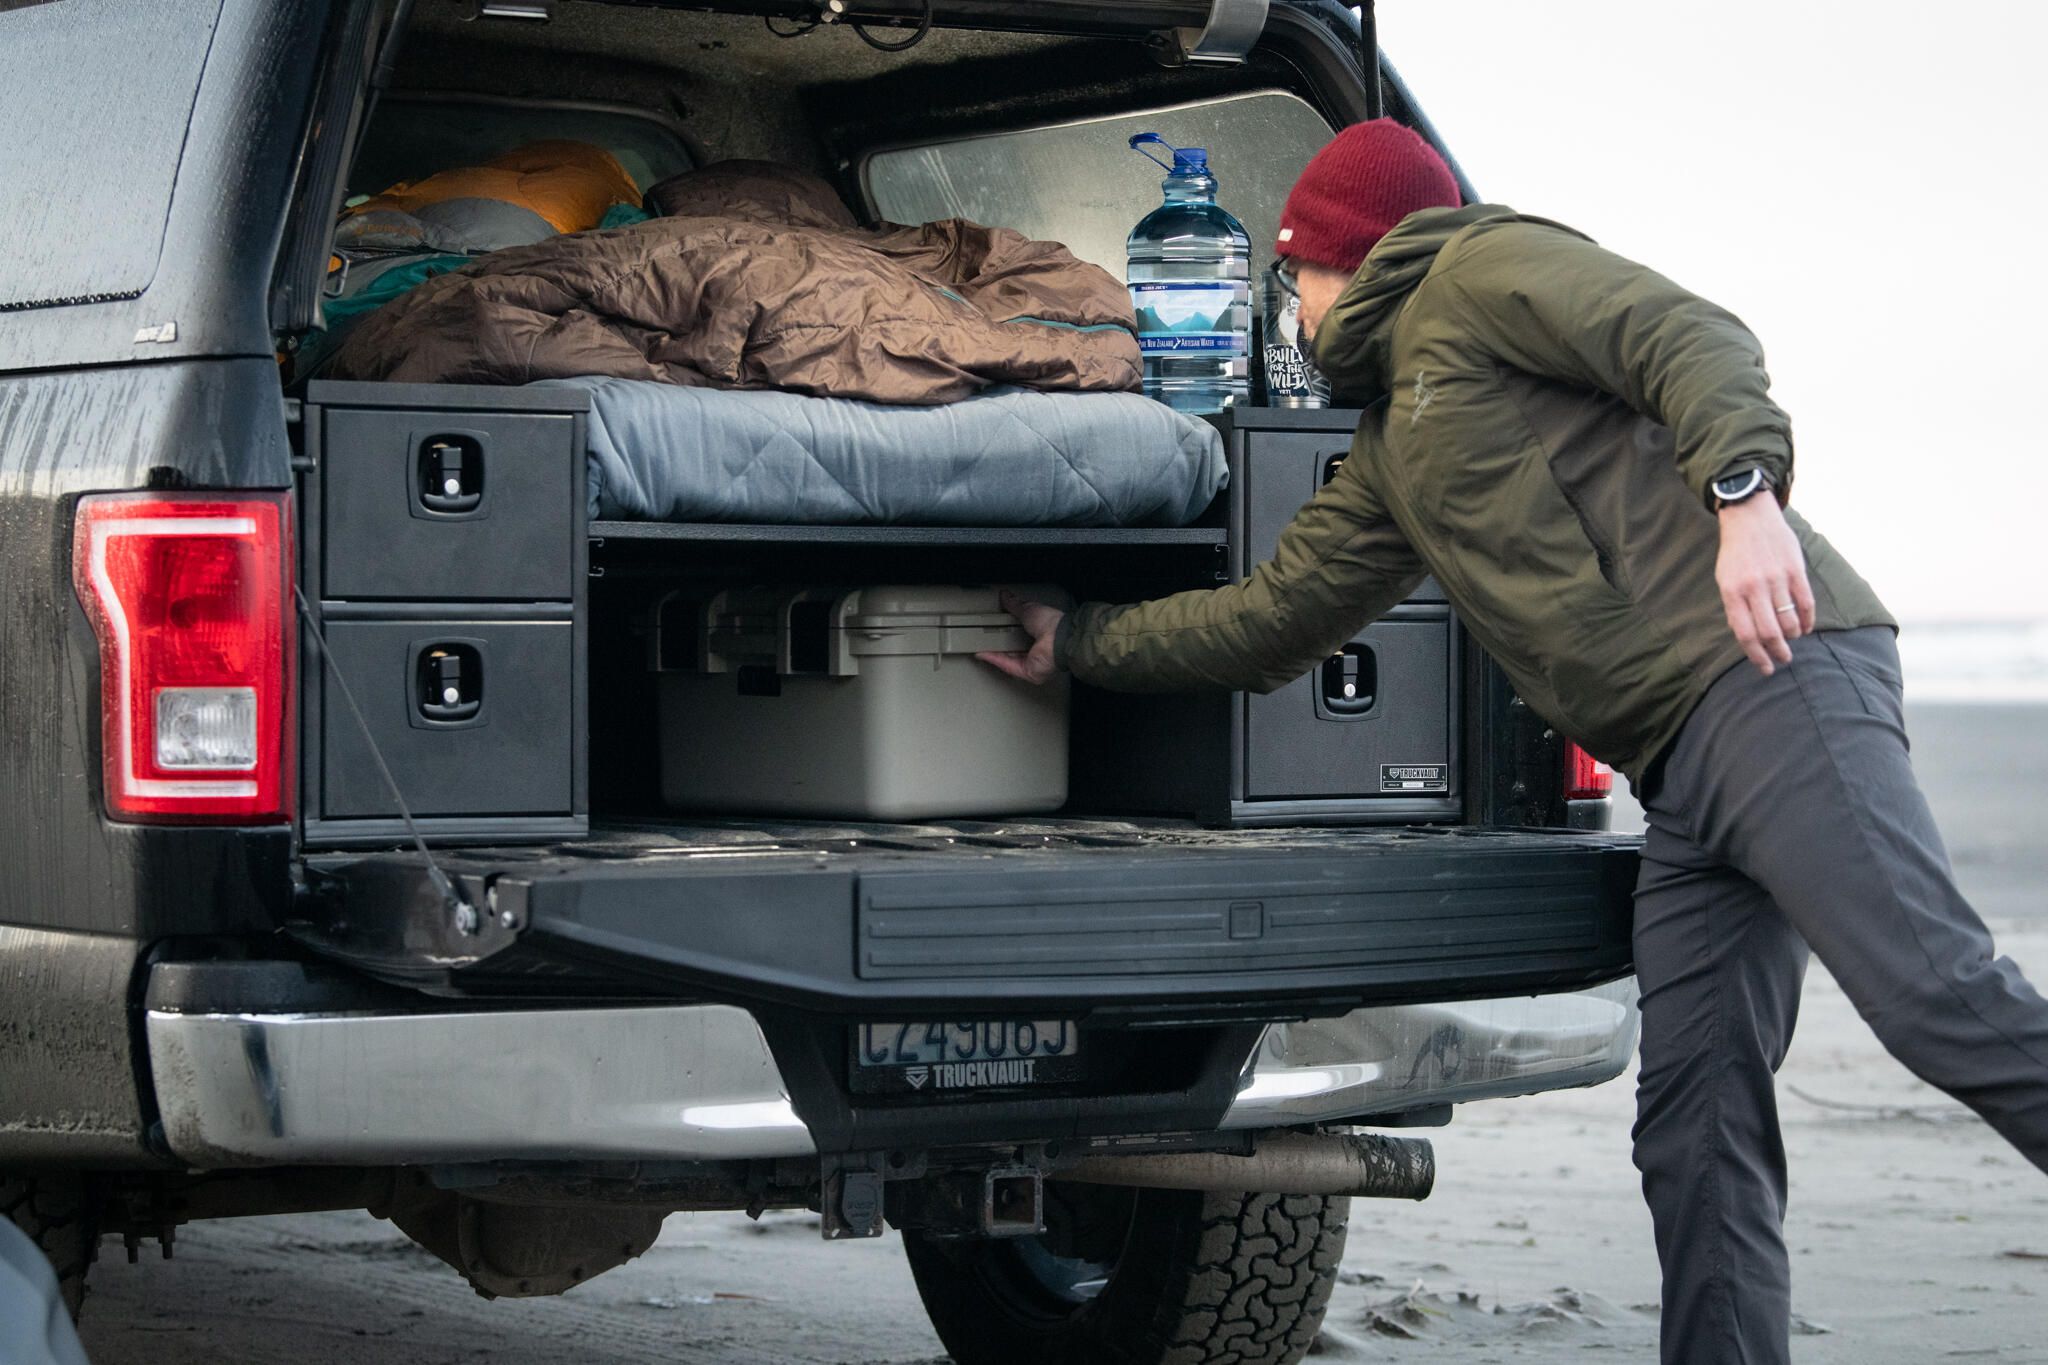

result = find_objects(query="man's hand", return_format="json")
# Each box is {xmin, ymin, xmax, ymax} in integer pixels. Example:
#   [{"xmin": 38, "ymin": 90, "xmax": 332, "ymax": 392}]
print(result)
[
  {"xmin": 1716, "ymin": 495, "xmax": 1816, "ymax": 676},
  {"xmin": 977, "ymin": 588, "xmax": 1064, "ymax": 685}
]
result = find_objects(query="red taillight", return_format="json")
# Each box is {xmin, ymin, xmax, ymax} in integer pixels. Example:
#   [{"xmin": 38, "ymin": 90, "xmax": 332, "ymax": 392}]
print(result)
[
  {"xmin": 1564, "ymin": 741, "xmax": 1615, "ymax": 803},
  {"xmin": 72, "ymin": 493, "xmax": 294, "ymax": 824}
]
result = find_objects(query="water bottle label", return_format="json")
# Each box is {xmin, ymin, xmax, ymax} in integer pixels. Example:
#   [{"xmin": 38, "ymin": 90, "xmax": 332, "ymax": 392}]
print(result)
[{"xmin": 1129, "ymin": 280, "xmax": 1248, "ymax": 356}]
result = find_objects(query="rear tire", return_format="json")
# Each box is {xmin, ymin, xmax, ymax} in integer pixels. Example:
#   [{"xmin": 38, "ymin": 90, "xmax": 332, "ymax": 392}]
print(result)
[
  {"xmin": 1, "ymin": 1174, "xmax": 98, "ymax": 1320},
  {"xmin": 903, "ymin": 1183, "xmax": 1348, "ymax": 1365}
]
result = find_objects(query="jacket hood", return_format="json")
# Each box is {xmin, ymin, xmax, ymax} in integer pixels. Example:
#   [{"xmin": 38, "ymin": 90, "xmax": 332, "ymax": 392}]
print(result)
[{"xmin": 1311, "ymin": 203, "xmax": 1563, "ymax": 400}]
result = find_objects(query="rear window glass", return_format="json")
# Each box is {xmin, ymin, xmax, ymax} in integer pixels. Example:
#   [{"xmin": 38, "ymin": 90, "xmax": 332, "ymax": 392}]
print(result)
[
  {"xmin": 863, "ymin": 91, "xmax": 1332, "ymax": 281},
  {"xmin": 0, "ymin": 0, "xmax": 225, "ymax": 311}
]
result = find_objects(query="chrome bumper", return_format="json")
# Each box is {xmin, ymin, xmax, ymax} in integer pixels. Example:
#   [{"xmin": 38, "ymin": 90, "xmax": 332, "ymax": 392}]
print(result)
[
  {"xmin": 147, "ymin": 983, "xmax": 1638, "ymax": 1168},
  {"xmin": 1222, "ymin": 978, "xmax": 1640, "ymax": 1129},
  {"xmin": 145, "ymin": 1002, "xmax": 813, "ymax": 1168}
]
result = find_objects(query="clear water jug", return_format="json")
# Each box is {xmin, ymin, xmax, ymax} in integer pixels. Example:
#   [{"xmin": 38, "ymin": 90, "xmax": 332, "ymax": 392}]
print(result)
[{"xmin": 1125, "ymin": 133, "xmax": 1251, "ymax": 414}]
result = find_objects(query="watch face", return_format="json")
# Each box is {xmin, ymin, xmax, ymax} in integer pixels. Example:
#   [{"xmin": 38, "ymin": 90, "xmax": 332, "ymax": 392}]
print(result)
[{"xmin": 1715, "ymin": 469, "xmax": 1765, "ymax": 502}]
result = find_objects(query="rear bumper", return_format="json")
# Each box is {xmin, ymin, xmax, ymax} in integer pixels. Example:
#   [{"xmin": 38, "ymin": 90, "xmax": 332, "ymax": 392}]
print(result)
[
  {"xmin": 144, "ymin": 966, "xmax": 1638, "ymax": 1168},
  {"xmin": 1223, "ymin": 977, "xmax": 1639, "ymax": 1128},
  {"xmin": 146, "ymin": 997, "xmax": 813, "ymax": 1168}
]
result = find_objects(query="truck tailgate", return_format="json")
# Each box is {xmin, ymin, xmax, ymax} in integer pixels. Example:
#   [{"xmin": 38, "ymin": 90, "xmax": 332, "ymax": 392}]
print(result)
[{"xmin": 293, "ymin": 819, "xmax": 1638, "ymax": 1014}]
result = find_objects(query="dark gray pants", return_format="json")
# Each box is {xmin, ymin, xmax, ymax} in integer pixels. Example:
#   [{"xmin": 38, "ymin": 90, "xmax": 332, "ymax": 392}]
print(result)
[{"xmin": 1631, "ymin": 626, "xmax": 2048, "ymax": 1365}]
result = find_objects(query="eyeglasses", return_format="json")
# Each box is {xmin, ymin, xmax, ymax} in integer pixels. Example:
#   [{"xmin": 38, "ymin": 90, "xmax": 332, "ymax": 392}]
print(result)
[{"xmin": 1272, "ymin": 258, "xmax": 1301, "ymax": 301}]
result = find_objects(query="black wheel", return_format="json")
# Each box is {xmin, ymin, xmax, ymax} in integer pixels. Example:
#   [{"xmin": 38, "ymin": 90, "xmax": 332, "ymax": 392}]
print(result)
[
  {"xmin": 903, "ymin": 1182, "xmax": 1348, "ymax": 1365},
  {"xmin": 1, "ymin": 1174, "xmax": 98, "ymax": 1320}
]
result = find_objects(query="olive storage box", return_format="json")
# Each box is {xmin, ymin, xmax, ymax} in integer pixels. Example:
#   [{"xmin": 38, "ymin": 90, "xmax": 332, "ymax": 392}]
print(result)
[{"xmin": 655, "ymin": 585, "xmax": 1070, "ymax": 820}]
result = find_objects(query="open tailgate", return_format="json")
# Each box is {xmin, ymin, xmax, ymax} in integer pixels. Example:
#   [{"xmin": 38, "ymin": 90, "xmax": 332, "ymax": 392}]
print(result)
[{"xmin": 292, "ymin": 820, "xmax": 1638, "ymax": 1015}]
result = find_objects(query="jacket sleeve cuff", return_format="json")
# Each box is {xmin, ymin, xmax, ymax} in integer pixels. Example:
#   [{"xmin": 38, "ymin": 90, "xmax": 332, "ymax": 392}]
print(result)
[{"xmin": 1052, "ymin": 610, "xmax": 1082, "ymax": 675}]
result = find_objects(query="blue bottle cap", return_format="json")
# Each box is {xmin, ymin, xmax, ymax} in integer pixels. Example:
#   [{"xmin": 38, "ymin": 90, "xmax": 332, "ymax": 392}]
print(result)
[{"xmin": 1129, "ymin": 133, "xmax": 1211, "ymax": 177}]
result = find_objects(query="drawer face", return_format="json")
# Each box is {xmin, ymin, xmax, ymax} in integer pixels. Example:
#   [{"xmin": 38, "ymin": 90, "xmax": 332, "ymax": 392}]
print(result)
[
  {"xmin": 1241, "ymin": 431, "xmax": 1341, "ymax": 572},
  {"xmin": 320, "ymin": 620, "xmax": 575, "ymax": 818},
  {"xmin": 1244, "ymin": 616, "xmax": 1452, "ymax": 801},
  {"xmin": 1239, "ymin": 430, "xmax": 1445, "ymax": 603},
  {"xmin": 322, "ymin": 408, "xmax": 579, "ymax": 601}
]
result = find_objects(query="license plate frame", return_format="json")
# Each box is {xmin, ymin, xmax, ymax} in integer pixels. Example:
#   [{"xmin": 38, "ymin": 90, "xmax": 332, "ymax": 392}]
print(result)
[{"xmin": 850, "ymin": 1019, "xmax": 1084, "ymax": 1095}]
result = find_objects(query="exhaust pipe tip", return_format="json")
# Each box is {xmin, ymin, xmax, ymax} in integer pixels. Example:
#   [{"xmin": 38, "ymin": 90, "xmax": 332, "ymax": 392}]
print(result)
[{"xmin": 1051, "ymin": 1129, "xmax": 1435, "ymax": 1201}]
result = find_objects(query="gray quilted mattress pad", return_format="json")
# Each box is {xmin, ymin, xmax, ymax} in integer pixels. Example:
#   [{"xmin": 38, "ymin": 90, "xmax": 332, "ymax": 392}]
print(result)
[{"xmin": 533, "ymin": 377, "xmax": 1229, "ymax": 526}]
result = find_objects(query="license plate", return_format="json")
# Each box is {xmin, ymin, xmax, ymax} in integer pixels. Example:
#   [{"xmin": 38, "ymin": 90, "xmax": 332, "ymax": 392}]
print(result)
[{"xmin": 851, "ymin": 1020, "xmax": 1083, "ymax": 1094}]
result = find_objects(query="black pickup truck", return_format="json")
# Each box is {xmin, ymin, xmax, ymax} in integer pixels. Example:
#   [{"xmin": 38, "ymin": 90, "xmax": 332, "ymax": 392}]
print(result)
[{"xmin": 0, "ymin": 3, "xmax": 1640, "ymax": 1361}]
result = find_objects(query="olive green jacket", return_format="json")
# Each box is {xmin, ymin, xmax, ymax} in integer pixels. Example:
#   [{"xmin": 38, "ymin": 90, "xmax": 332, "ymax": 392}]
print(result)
[{"xmin": 1060, "ymin": 205, "xmax": 1893, "ymax": 784}]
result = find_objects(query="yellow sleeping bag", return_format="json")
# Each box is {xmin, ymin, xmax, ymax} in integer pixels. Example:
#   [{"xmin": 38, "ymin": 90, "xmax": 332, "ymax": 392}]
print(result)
[{"xmin": 337, "ymin": 139, "xmax": 640, "ymax": 253}]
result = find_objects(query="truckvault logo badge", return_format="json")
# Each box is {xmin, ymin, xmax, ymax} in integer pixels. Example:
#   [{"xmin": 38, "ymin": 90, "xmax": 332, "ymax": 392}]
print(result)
[
  {"xmin": 929, "ymin": 1059, "xmax": 1039, "ymax": 1089},
  {"xmin": 1381, "ymin": 763, "xmax": 1449, "ymax": 793},
  {"xmin": 903, "ymin": 1067, "xmax": 930, "ymax": 1090}
]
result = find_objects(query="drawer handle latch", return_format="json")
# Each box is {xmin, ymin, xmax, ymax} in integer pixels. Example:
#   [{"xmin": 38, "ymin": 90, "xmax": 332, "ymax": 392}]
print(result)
[
  {"xmin": 419, "ymin": 645, "xmax": 483, "ymax": 723},
  {"xmin": 1319, "ymin": 645, "xmax": 1377, "ymax": 718},
  {"xmin": 419, "ymin": 435, "xmax": 484, "ymax": 515}
]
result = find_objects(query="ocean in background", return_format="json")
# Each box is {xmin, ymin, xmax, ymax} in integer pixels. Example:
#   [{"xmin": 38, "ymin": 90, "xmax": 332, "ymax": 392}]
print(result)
[{"xmin": 1895, "ymin": 618, "xmax": 2048, "ymax": 701}]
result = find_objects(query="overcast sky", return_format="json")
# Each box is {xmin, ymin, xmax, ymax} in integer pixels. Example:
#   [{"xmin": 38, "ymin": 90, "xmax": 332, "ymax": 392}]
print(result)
[{"xmin": 1375, "ymin": 1, "xmax": 2046, "ymax": 624}]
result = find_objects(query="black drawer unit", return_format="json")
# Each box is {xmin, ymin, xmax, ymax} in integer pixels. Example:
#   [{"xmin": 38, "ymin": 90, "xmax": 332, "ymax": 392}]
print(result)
[
  {"xmin": 1242, "ymin": 612, "xmax": 1454, "ymax": 801},
  {"xmin": 1071, "ymin": 406, "xmax": 1460, "ymax": 827},
  {"xmin": 321, "ymin": 407, "xmax": 580, "ymax": 601},
  {"xmin": 315, "ymin": 617, "xmax": 578, "ymax": 820},
  {"xmin": 300, "ymin": 382, "xmax": 589, "ymax": 845}
]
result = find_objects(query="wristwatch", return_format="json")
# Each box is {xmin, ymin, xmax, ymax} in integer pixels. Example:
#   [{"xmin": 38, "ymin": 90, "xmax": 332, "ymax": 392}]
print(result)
[{"xmin": 1712, "ymin": 467, "xmax": 1773, "ymax": 509}]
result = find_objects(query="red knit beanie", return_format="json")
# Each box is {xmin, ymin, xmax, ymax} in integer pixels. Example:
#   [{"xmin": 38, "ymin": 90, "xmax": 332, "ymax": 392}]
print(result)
[{"xmin": 1276, "ymin": 119, "xmax": 1462, "ymax": 271}]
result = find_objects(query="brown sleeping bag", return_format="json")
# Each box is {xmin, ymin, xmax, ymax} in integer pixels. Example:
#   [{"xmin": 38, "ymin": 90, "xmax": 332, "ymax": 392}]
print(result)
[{"xmin": 325, "ymin": 160, "xmax": 1140, "ymax": 404}]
